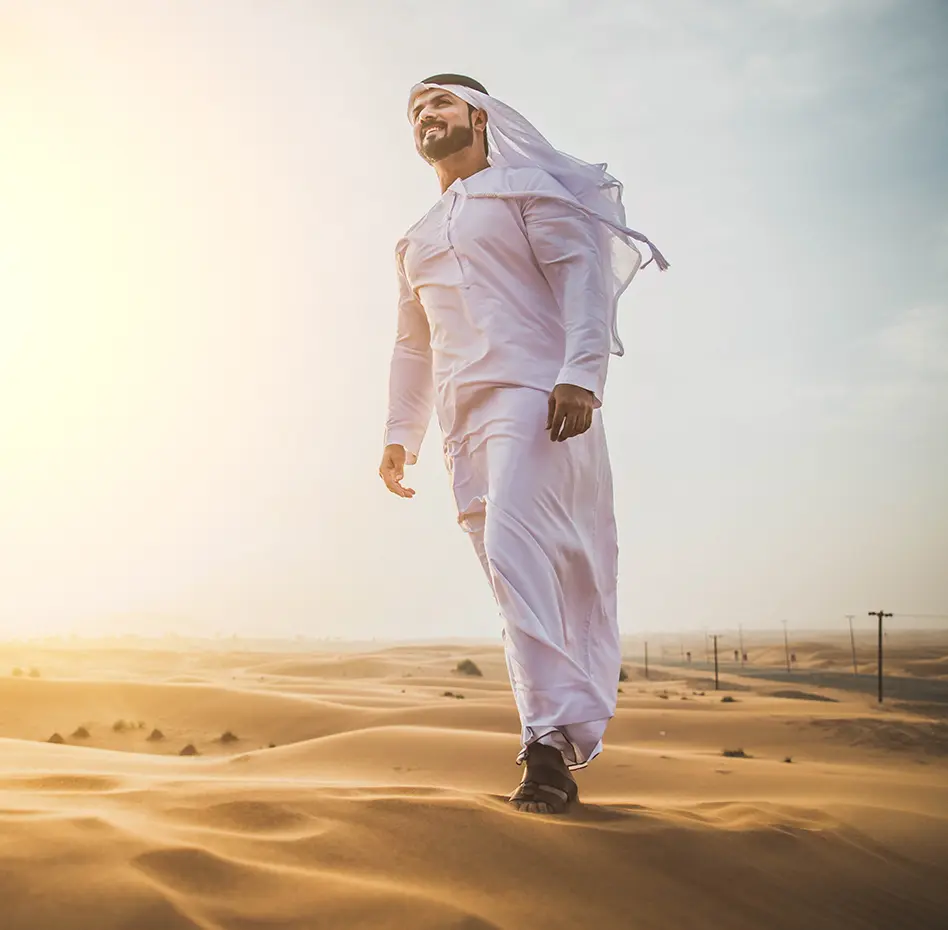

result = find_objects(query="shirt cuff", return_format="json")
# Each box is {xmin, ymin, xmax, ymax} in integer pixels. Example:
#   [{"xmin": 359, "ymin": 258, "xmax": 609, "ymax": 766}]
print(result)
[
  {"xmin": 383, "ymin": 427, "xmax": 423, "ymax": 465},
  {"xmin": 555, "ymin": 366, "xmax": 605, "ymax": 408}
]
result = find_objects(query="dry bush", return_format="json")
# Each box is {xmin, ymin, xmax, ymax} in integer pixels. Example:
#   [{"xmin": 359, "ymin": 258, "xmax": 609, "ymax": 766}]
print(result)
[
  {"xmin": 179, "ymin": 744, "xmax": 199, "ymax": 756},
  {"xmin": 456, "ymin": 659, "xmax": 483, "ymax": 677},
  {"xmin": 71, "ymin": 726, "xmax": 90, "ymax": 739},
  {"xmin": 48, "ymin": 733, "xmax": 65, "ymax": 744},
  {"xmin": 722, "ymin": 748, "xmax": 750, "ymax": 758}
]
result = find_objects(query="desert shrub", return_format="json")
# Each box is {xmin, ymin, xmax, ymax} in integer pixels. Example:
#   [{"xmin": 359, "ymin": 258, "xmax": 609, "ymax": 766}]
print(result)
[
  {"xmin": 721, "ymin": 696, "xmax": 738, "ymax": 703},
  {"xmin": 146, "ymin": 729, "xmax": 165, "ymax": 742},
  {"xmin": 219, "ymin": 731, "xmax": 239, "ymax": 743},
  {"xmin": 179, "ymin": 744, "xmax": 199, "ymax": 756},
  {"xmin": 112, "ymin": 719, "xmax": 130, "ymax": 732},
  {"xmin": 28, "ymin": 668, "xmax": 41, "ymax": 678},
  {"xmin": 11, "ymin": 667, "xmax": 23, "ymax": 677},
  {"xmin": 443, "ymin": 691, "xmax": 455, "ymax": 697},
  {"xmin": 722, "ymin": 748, "xmax": 750, "ymax": 758},
  {"xmin": 71, "ymin": 726, "xmax": 90, "ymax": 739},
  {"xmin": 456, "ymin": 659, "xmax": 483, "ymax": 677},
  {"xmin": 784, "ymin": 756, "xmax": 793, "ymax": 764},
  {"xmin": 48, "ymin": 733, "xmax": 65, "ymax": 744},
  {"xmin": 455, "ymin": 693, "xmax": 465, "ymax": 699}
]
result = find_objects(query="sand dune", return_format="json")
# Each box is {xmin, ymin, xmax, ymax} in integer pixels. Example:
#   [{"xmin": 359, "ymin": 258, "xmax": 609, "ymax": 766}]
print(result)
[{"xmin": 1, "ymin": 638, "xmax": 947, "ymax": 928}]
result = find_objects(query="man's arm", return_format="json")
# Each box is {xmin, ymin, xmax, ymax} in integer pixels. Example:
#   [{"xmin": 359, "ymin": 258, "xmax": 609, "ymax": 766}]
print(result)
[
  {"xmin": 521, "ymin": 171, "xmax": 612, "ymax": 440},
  {"xmin": 379, "ymin": 252, "xmax": 434, "ymax": 495},
  {"xmin": 521, "ymin": 172, "xmax": 611, "ymax": 403}
]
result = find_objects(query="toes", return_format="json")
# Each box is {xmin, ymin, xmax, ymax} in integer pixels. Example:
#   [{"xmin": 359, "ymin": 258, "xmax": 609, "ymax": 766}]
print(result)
[{"xmin": 511, "ymin": 799, "xmax": 554, "ymax": 814}]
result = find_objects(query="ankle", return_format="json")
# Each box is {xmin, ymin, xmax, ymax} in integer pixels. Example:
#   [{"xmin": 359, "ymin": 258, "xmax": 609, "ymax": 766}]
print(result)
[{"xmin": 528, "ymin": 741, "xmax": 566, "ymax": 767}]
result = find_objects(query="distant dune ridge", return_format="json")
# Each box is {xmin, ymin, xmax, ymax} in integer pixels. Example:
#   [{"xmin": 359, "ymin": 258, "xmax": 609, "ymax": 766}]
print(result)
[{"xmin": 1, "ymin": 634, "xmax": 947, "ymax": 929}]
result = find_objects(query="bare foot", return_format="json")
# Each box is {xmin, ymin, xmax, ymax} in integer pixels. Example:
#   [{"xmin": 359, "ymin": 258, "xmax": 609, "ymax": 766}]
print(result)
[{"xmin": 508, "ymin": 742, "xmax": 578, "ymax": 814}]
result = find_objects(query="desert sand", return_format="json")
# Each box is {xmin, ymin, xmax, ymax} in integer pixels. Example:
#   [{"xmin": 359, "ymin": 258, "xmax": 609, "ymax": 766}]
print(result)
[{"xmin": 1, "ymin": 633, "xmax": 946, "ymax": 930}]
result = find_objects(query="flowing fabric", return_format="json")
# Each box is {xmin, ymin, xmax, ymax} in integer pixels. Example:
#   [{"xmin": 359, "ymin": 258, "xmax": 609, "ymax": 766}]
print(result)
[
  {"xmin": 450, "ymin": 386, "xmax": 620, "ymax": 769},
  {"xmin": 407, "ymin": 82, "xmax": 669, "ymax": 357},
  {"xmin": 384, "ymin": 168, "xmax": 623, "ymax": 767}
]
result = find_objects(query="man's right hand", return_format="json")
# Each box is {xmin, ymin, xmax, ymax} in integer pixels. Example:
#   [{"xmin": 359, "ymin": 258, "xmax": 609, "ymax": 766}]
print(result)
[{"xmin": 378, "ymin": 444, "xmax": 415, "ymax": 498}]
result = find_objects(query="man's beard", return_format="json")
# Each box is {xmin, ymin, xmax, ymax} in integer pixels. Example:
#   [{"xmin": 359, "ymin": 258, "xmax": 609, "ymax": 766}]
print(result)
[{"xmin": 420, "ymin": 118, "xmax": 474, "ymax": 162}]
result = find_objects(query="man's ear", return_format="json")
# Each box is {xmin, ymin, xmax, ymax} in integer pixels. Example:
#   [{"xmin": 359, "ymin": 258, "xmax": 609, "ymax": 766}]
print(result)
[{"xmin": 473, "ymin": 108, "xmax": 488, "ymax": 133}]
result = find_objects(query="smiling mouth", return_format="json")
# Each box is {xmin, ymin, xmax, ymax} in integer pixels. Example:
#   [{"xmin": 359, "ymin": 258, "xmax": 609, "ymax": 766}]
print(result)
[{"xmin": 423, "ymin": 124, "xmax": 445, "ymax": 137}]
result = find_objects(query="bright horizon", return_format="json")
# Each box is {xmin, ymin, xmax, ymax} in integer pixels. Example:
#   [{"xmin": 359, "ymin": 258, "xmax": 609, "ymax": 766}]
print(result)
[{"xmin": 2, "ymin": 0, "xmax": 946, "ymax": 642}]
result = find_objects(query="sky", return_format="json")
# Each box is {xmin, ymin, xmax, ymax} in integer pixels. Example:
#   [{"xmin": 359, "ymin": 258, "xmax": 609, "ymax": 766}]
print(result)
[{"xmin": 1, "ymin": 0, "xmax": 946, "ymax": 642}]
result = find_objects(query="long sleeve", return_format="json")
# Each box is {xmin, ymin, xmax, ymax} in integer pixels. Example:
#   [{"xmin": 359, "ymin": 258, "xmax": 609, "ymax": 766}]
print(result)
[
  {"xmin": 383, "ymin": 250, "xmax": 434, "ymax": 464},
  {"xmin": 521, "ymin": 174, "xmax": 612, "ymax": 405}
]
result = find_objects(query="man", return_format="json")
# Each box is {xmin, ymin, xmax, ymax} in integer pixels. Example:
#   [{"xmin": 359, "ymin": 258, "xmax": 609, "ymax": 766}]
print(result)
[{"xmin": 379, "ymin": 74, "xmax": 666, "ymax": 814}]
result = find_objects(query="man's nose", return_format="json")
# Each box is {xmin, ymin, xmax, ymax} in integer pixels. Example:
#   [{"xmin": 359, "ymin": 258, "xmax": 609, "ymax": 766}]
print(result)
[{"xmin": 417, "ymin": 106, "xmax": 439, "ymax": 127}]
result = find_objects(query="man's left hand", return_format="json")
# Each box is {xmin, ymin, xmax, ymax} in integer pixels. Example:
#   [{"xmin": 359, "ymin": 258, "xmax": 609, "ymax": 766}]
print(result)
[{"xmin": 546, "ymin": 383, "xmax": 595, "ymax": 442}]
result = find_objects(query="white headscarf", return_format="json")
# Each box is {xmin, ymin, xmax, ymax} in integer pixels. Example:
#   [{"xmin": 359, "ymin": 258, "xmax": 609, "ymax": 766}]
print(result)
[{"xmin": 407, "ymin": 82, "xmax": 669, "ymax": 357}]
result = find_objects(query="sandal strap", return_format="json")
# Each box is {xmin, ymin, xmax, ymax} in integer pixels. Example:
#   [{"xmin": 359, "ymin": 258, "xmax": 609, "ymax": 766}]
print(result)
[
  {"xmin": 522, "ymin": 763, "xmax": 578, "ymax": 802},
  {"xmin": 508, "ymin": 761, "xmax": 579, "ymax": 812},
  {"xmin": 508, "ymin": 779, "xmax": 572, "ymax": 811}
]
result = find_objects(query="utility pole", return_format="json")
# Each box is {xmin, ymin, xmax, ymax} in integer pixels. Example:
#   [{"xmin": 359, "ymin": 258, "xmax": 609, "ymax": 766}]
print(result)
[
  {"xmin": 782, "ymin": 620, "xmax": 791, "ymax": 674},
  {"xmin": 868, "ymin": 610, "xmax": 892, "ymax": 703},
  {"xmin": 846, "ymin": 614, "xmax": 858, "ymax": 677},
  {"xmin": 644, "ymin": 640, "xmax": 649, "ymax": 680},
  {"xmin": 739, "ymin": 624, "xmax": 745, "ymax": 669},
  {"xmin": 712, "ymin": 634, "xmax": 721, "ymax": 691}
]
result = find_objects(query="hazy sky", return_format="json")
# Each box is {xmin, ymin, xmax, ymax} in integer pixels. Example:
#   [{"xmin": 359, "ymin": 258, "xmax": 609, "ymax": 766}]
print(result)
[{"xmin": 1, "ymin": 0, "xmax": 946, "ymax": 641}]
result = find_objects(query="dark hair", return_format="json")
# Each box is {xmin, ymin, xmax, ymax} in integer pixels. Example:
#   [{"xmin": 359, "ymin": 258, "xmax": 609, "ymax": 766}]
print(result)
[
  {"xmin": 420, "ymin": 73, "xmax": 490, "ymax": 157},
  {"xmin": 421, "ymin": 73, "xmax": 489, "ymax": 95}
]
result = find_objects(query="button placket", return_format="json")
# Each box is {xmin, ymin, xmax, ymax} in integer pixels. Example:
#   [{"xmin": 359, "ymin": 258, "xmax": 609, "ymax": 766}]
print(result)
[{"xmin": 444, "ymin": 192, "xmax": 467, "ymax": 283}]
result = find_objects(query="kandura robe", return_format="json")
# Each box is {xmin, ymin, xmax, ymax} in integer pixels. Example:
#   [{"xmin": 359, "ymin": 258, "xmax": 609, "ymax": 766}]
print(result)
[{"xmin": 384, "ymin": 165, "xmax": 624, "ymax": 768}]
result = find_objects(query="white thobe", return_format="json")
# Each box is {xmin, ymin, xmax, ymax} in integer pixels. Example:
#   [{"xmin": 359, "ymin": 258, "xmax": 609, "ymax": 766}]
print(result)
[{"xmin": 384, "ymin": 165, "xmax": 621, "ymax": 768}]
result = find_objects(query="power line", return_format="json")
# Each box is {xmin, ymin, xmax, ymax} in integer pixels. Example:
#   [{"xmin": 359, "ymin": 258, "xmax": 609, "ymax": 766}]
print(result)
[{"xmin": 891, "ymin": 613, "xmax": 948, "ymax": 620}]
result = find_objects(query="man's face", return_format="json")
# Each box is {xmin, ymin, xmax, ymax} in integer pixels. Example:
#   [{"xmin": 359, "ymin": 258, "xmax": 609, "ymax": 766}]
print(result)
[{"xmin": 409, "ymin": 88, "xmax": 479, "ymax": 162}]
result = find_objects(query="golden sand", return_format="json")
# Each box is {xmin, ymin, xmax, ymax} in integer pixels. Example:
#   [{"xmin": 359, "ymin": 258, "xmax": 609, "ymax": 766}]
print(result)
[{"xmin": 1, "ymin": 635, "xmax": 946, "ymax": 929}]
